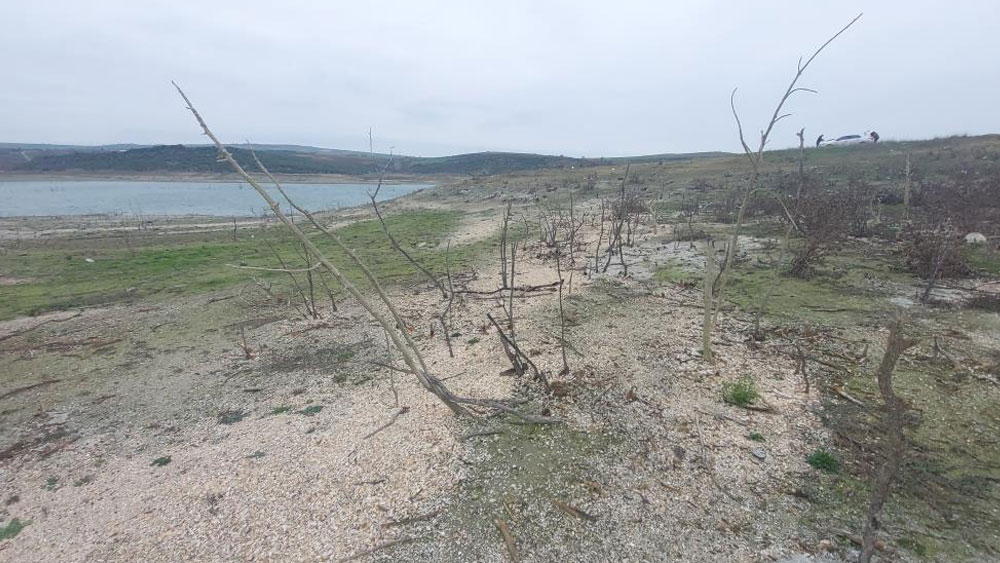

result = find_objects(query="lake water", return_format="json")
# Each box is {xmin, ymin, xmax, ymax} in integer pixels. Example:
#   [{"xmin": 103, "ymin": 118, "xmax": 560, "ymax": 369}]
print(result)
[{"xmin": 0, "ymin": 180, "xmax": 432, "ymax": 217}]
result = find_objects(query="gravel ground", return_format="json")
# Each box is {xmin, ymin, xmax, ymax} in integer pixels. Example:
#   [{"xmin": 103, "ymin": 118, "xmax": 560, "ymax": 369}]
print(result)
[{"xmin": 1, "ymin": 212, "xmax": 859, "ymax": 562}]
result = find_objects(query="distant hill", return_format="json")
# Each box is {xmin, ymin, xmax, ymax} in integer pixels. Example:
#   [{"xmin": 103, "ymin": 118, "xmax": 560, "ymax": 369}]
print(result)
[{"xmin": 0, "ymin": 142, "xmax": 726, "ymax": 177}]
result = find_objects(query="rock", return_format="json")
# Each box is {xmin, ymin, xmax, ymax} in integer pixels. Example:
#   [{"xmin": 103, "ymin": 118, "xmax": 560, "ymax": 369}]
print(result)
[
  {"xmin": 965, "ymin": 232, "xmax": 987, "ymax": 245},
  {"xmin": 750, "ymin": 448, "xmax": 766, "ymax": 460}
]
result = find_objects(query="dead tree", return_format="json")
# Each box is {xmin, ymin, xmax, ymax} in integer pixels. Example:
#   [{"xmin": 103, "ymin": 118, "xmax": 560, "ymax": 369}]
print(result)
[
  {"xmin": 902, "ymin": 154, "xmax": 912, "ymax": 222},
  {"xmin": 702, "ymin": 245, "xmax": 718, "ymax": 362},
  {"xmin": 366, "ymin": 133, "xmax": 449, "ymax": 300},
  {"xmin": 602, "ymin": 163, "xmax": 632, "ymax": 275},
  {"xmin": 919, "ymin": 224, "xmax": 957, "ymax": 304},
  {"xmin": 490, "ymin": 207, "xmax": 546, "ymax": 386},
  {"xmin": 175, "ymin": 84, "xmax": 555, "ymax": 420},
  {"xmin": 702, "ymin": 13, "xmax": 862, "ymax": 361},
  {"xmin": 555, "ymin": 248, "xmax": 570, "ymax": 376},
  {"xmin": 679, "ymin": 194, "xmax": 701, "ymax": 249},
  {"xmin": 537, "ymin": 202, "xmax": 560, "ymax": 248},
  {"xmin": 592, "ymin": 198, "xmax": 607, "ymax": 275},
  {"xmin": 500, "ymin": 202, "xmax": 513, "ymax": 288},
  {"xmin": 366, "ymin": 132, "xmax": 457, "ymax": 352},
  {"xmin": 566, "ymin": 193, "xmax": 584, "ymax": 266},
  {"xmin": 859, "ymin": 320, "xmax": 918, "ymax": 563}
]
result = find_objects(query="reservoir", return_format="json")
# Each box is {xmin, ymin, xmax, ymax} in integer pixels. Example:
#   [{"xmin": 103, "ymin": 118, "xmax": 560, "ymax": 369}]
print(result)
[{"xmin": 0, "ymin": 180, "xmax": 431, "ymax": 217}]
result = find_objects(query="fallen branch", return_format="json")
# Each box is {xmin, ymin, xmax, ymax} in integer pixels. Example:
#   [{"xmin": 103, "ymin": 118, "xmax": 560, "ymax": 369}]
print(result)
[
  {"xmin": 382, "ymin": 509, "xmax": 443, "ymax": 529},
  {"xmin": 363, "ymin": 406, "xmax": 410, "ymax": 440},
  {"xmin": 460, "ymin": 428, "xmax": 504, "ymax": 441},
  {"xmin": 551, "ymin": 499, "xmax": 597, "ymax": 521},
  {"xmin": 971, "ymin": 372, "xmax": 999, "ymax": 387},
  {"xmin": 833, "ymin": 385, "xmax": 866, "ymax": 407},
  {"xmin": 727, "ymin": 401, "xmax": 777, "ymax": 414},
  {"xmin": 495, "ymin": 519, "xmax": 519, "ymax": 562},
  {"xmin": 0, "ymin": 379, "xmax": 61, "ymax": 400},
  {"xmin": 0, "ymin": 312, "xmax": 82, "ymax": 343},
  {"xmin": 456, "ymin": 281, "xmax": 560, "ymax": 296},
  {"xmin": 334, "ymin": 536, "xmax": 424, "ymax": 563}
]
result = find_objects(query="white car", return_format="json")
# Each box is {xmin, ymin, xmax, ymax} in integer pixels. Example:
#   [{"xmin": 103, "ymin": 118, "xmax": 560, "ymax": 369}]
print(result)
[{"xmin": 816, "ymin": 131, "xmax": 880, "ymax": 147}]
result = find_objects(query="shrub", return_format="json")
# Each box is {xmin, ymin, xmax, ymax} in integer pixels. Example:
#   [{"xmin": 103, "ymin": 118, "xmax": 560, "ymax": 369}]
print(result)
[
  {"xmin": 902, "ymin": 225, "xmax": 970, "ymax": 279},
  {"xmin": 722, "ymin": 375, "xmax": 760, "ymax": 407},
  {"xmin": 807, "ymin": 449, "xmax": 840, "ymax": 473},
  {"xmin": 788, "ymin": 187, "xmax": 852, "ymax": 278},
  {"xmin": 299, "ymin": 405, "xmax": 323, "ymax": 416}
]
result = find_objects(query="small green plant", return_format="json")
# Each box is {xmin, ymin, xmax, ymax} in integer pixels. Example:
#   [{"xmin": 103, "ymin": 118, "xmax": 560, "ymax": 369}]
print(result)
[
  {"xmin": 73, "ymin": 475, "xmax": 94, "ymax": 487},
  {"xmin": 467, "ymin": 337, "xmax": 481, "ymax": 345},
  {"xmin": 0, "ymin": 518, "xmax": 29, "ymax": 540},
  {"xmin": 299, "ymin": 405, "xmax": 323, "ymax": 417},
  {"xmin": 43, "ymin": 476, "xmax": 59, "ymax": 491},
  {"xmin": 271, "ymin": 405, "xmax": 293, "ymax": 415},
  {"xmin": 722, "ymin": 375, "xmax": 760, "ymax": 407},
  {"xmin": 807, "ymin": 449, "xmax": 840, "ymax": 473},
  {"xmin": 246, "ymin": 450, "xmax": 266, "ymax": 459},
  {"xmin": 749, "ymin": 432, "xmax": 765, "ymax": 442},
  {"xmin": 151, "ymin": 456, "xmax": 172, "ymax": 467},
  {"xmin": 218, "ymin": 409, "xmax": 247, "ymax": 425}
]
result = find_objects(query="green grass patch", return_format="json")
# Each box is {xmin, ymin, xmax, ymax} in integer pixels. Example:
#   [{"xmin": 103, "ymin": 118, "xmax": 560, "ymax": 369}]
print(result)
[
  {"xmin": 0, "ymin": 208, "xmax": 489, "ymax": 320},
  {"xmin": 0, "ymin": 518, "xmax": 29, "ymax": 541},
  {"xmin": 43, "ymin": 476, "xmax": 59, "ymax": 491},
  {"xmin": 749, "ymin": 432, "xmax": 765, "ymax": 442},
  {"xmin": 721, "ymin": 375, "xmax": 759, "ymax": 407},
  {"xmin": 270, "ymin": 405, "xmax": 293, "ymax": 415},
  {"xmin": 964, "ymin": 245, "xmax": 1000, "ymax": 275},
  {"xmin": 298, "ymin": 405, "xmax": 323, "ymax": 417},
  {"xmin": 653, "ymin": 261, "xmax": 699, "ymax": 286},
  {"xmin": 151, "ymin": 456, "xmax": 172, "ymax": 467},
  {"xmin": 218, "ymin": 409, "xmax": 247, "ymax": 425},
  {"xmin": 807, "ymin": 449, "xmax": 840, "ymax": 473}
]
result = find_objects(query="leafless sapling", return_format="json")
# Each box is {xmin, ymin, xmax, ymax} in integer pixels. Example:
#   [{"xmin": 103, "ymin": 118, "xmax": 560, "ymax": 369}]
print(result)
[
  {"xmin": 859, "ymin": 319, "xmax": 919, "ymax": 563},
  {"xmin": 703, "ymin": 13, "xmax": 862, "ymax": 360},
  {"xmin": 175, "ymin": 84, "xmax": 556, "ymax": 420}
]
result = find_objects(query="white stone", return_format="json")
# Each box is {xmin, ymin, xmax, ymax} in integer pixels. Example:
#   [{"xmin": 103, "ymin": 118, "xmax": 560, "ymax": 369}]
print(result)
[{"xmin": 965, "ymin": 232, "xmax": 987, "ymax": 245}]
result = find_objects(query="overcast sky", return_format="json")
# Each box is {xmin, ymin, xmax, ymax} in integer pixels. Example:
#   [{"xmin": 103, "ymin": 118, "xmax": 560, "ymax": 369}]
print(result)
[{"xmin": 2, "ymin": 1, "xmax": 997, "ymax": 156}]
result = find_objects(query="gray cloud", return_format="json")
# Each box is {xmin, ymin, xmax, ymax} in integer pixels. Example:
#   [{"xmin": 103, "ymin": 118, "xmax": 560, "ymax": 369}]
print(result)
[{"xmin": 2, "ymin": 1, "xmax": 997, "ymax": 156}]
